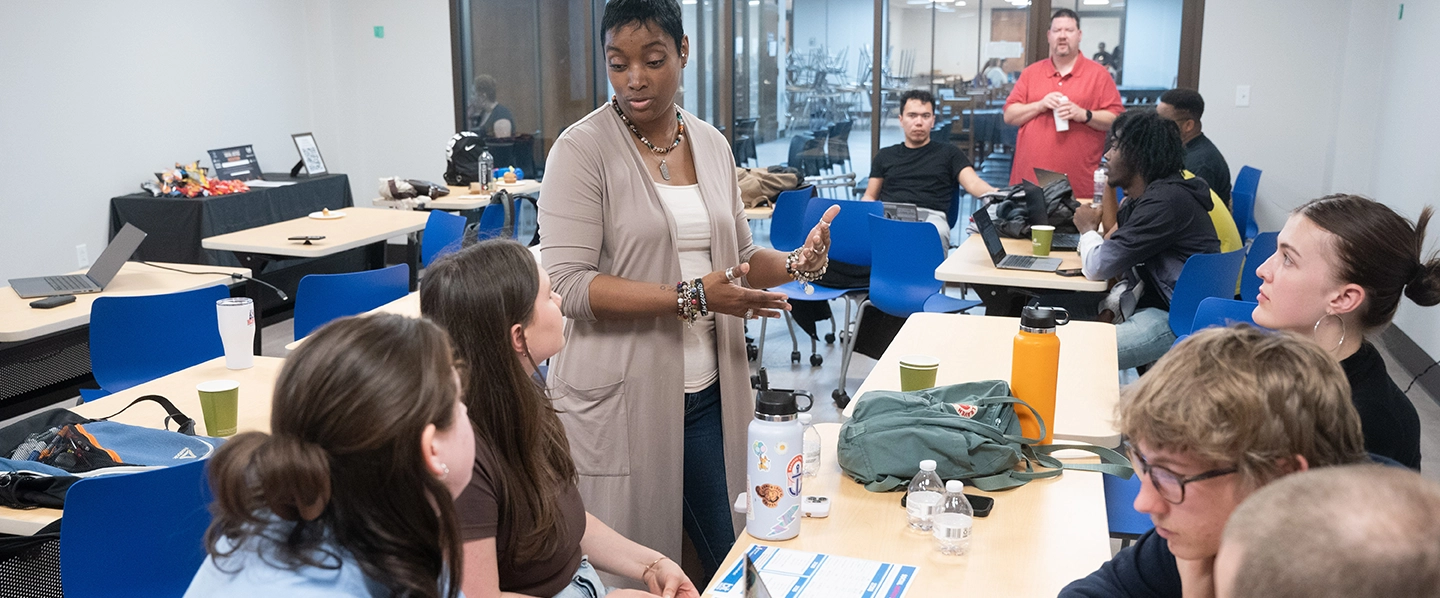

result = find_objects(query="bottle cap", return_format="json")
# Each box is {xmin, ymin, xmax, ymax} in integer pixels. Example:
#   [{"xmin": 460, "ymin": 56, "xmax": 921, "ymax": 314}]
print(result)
[
  {"xmin": 1020, "ymin": 306, "xmax": 1071, "ymax": 331},
  {"xmin": 946, "ymin": 480, "xmax": 965, "ymax": 492},
  {"xmin": 919, "ymin": 459, "xmax": 937, "ymax": 471},
  {"xmin": 798, "ymin": 413, "xmax": 813, "ymax": 424},
  {"xmin": 755, "ymin": 390, "xmax": 799, "ymax": 419}
]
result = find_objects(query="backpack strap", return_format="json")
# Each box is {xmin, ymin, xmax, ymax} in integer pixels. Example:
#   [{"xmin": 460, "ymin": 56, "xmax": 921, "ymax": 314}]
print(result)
[
  {"xmin": 862, "ymin": 475, "xmax": 910, "ymax": 493},
  {"xmin": 95, "ymin": 395, "xmax": 197, "ymax": 436},
  {"xmin": 967, "ymin": 443, "xmax": 1134, "ymax": 492}
]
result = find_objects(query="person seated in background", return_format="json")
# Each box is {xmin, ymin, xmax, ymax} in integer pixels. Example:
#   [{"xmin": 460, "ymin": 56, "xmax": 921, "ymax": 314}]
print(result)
[
  {"xmin": 187, "ymin": 314, "xmax": 473, "ymax": 597},
  {"xmin": 1214, "ymin": 464, "xmax": 1440, "ymax": 598},
  {"xmin": 1050, "ymin": 110, "xmax": 1219, "ymax": 370},
  {"xmin": 1060, "ymin": 324, "xmax": 1371, "ymax": 598},
  {"xmin": 862, "ymin": 88, "xmax": 997, "ymax": 246},
  {"xmin": 1157, "ymin": 88, "xmax": 1232, "ymax": 208},
  {"xmin": 981, "ymin": 58, "xmax": 1008, "ymax": 87},
  {"xmin": 422, "ymin": 239, "xmax": 699, "ymax": 598},
  {"xmin": 1250, "ymin": 194, "xmax": 1436, "ymax": 469},
  {"xmin": 469, "ymin": 74, "xmax": 515, "ymax": 138}
]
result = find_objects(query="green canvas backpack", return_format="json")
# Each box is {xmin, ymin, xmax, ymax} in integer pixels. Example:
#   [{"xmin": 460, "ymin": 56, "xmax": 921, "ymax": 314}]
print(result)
[{"xmin": 836, "ymin": 380, "xmax": 1132, "ymax": 492}]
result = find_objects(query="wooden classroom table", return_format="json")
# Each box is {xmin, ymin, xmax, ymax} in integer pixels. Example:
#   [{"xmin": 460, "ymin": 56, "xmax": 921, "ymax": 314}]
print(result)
[
  {"xmin": 0, "ymin": 356, "xmax": 284, "ymax": 535},
  {"xmin": 938, "ymin": 234, "xmax": 1108, "ymax": 316},
  {"xmin": 843, "ymin": 313, "xmax": 1120, "ymax": 445},
  {"xmin": 201, "ymin": 207, "xmax": 428, "ymax": 290},
  {"xmin": 418, "ymin": 179, "xmax": 542, "ymax": 211},
  {"xmin": 703, "ymin": 423, "xmax": 1111, "ymax": 598}
]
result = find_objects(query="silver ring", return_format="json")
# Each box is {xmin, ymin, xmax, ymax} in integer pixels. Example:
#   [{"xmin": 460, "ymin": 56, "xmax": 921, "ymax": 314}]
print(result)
[
  {"xmin": 745, "ymin": 308, "xmax": 754, "ymax": 319},
  {"xmin": 725, "ymin": 267, "xmax": 736, "ymax": 282}
]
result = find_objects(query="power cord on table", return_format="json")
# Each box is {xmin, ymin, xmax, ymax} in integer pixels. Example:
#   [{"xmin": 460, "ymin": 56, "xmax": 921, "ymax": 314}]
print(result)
[{"xmin": 138, "ymin": 261, "xmax": 289, "ymax": 301}]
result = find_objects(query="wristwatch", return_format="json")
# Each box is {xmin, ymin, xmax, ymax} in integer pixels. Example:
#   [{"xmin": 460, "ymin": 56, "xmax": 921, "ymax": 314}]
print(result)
[{"xmin": 1085, "ymin": 109, "xmax": 1094, "ymax": 123}]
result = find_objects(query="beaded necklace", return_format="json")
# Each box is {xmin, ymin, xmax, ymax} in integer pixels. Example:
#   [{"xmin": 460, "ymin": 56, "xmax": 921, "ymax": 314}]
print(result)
[{"xmin": 611, "ymin": 96, "xmax": 685, "ymax": 181}]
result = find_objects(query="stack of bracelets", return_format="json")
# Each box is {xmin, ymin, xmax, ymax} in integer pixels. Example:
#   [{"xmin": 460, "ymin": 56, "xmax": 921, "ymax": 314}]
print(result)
[
  {"xmin": 785, "ymin": 246, "xmax": 827, "ymax": 295},
  {"xmin": 676, "ymin": 277, "xmax": 708, "ymax": 325}
]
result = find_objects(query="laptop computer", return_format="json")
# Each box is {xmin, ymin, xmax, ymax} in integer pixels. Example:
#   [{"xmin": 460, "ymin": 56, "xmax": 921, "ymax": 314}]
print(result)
[
  {"xmin": 1030, "ymin": 169, "xmax": 1082, "ymax": 251},
  {"xmin": 8, "ymin": 224, "xmax": 148, "ymax": 298},
  {"xmin": 881, "ymin": 202, "xmax": 920, "ymax": 222},
  {"xmin": 973, "ymin": 208, "xmax": 1062, "ymax": 272}
]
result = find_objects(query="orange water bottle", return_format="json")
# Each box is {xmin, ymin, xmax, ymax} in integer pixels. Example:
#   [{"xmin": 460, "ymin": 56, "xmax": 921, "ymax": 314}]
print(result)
[{"xmin": 1011, "ymin": 306, "xmax": 1068, "ymax": 444}]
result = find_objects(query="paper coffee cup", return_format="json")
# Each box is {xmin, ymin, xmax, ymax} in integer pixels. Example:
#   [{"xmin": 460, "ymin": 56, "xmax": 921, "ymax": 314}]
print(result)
[
  {"xmin": 899, "ymin": 355, "xmax": 941, "ymax": 392},
  {"xmin": 1032, "ymin": 225, "xmax": 1056, "ymax": 257},
  {"xmin": 196, "ymin": 380, "xmax": 240, "ymax": 437}
]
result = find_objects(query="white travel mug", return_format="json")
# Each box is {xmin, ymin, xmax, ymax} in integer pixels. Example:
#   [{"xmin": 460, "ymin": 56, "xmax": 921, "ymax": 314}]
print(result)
[
  {"xmin": 216, "ymin": 297, "xmax": 256, "ymax": 370},
  {"xmin": 1054, "ymin": 94, "xmax": 1070, "ymax": 132}
]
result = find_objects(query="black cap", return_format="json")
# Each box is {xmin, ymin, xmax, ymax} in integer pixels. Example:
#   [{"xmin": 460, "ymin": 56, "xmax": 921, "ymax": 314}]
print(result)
[
  {"xmin": 755, "ymin": 390, "xmax": 799, "ymax": 417},
  {"xmin": 1021, "ymin": 305, "xmax": 1070, "ymax": 330}
]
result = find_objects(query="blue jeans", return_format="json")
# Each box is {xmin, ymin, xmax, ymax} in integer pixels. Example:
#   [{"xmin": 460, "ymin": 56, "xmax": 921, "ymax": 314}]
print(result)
[
  {"xmin": 683, "ymin": 382, "xmax": 737, "ymax": 582},
  {"xmin": 552, "ymin": 558, "xmax": 609, "ymax": 598},
  {"xmin": 1115, "ymin": 307, "xmax": 1176, "ymax": 369}
]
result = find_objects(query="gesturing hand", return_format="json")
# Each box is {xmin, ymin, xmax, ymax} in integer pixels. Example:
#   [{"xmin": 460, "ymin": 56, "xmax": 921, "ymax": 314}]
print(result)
[
  {"xmin": 703, "ymin": 263, "xmax": 791, "ymax": 319},
  {"xmin": 791, "ymin": 204, "xmax": 840, "ymax": 273}
]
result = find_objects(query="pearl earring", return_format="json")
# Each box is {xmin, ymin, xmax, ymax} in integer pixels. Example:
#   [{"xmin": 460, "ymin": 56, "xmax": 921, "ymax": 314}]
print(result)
[{"xmin": 438, "ymin": 463, "xmax": 450, "ymax": 479}]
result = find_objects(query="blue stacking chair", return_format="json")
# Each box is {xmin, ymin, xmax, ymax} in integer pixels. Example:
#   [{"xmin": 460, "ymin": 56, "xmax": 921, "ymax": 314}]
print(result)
[
  {"xmin": 770, "ymin": 186, "xmax": 817, "ymax": 251},
  {"xmin": 1240, "ymin": 231, "xmax": 1278, "ymax": 303},
  {"xmin": 421, "ymin": 210, "xmax": 467, "ymax": 268},
  {"xmin": 1167, "ymin": 249, "xmax": 1247, "ymax": 338},
  {"xmin": 1231, "ymin": 166, "xmax": 1263, "ymax": 242},
  {"xmin": 293, "ymin": 264, "xmax": 410, "ymax": 340},
  {"xmin": 84, "ymin": 285, "xmax": 230, "ymax": 402},
  {"xmin": 945, "ymin": 187, "xmax": 963, "ymax": 230},
  {"xmin": 1174, "ymin": 298, "xmax": 1263, "ymax": 345},
  {"xmin": 1103, "ymin": 472, "xmax": 1153, "ymax": 548},
  {"xmin": 61, "ymin": 459, "xmax": 213, "ymax": 597}
]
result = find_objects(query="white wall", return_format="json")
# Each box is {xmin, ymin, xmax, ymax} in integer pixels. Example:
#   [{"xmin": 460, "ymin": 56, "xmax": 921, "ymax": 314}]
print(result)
[{"xmin": 0, "ymin": 0, "xmax": 452, "ymax": 283}]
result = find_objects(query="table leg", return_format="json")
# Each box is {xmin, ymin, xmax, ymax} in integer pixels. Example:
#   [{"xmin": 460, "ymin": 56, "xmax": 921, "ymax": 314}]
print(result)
[
  {"xmin": 971, "ymin": 284, "xmax": 1034, "ymax": 317},
  {"xmin": 405, "ymin": 233, "xmax": 421, "ymax": 291}
]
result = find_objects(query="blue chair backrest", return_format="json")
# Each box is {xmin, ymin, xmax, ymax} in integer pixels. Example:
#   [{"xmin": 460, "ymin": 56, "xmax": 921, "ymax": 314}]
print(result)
[
  {"xmin": 803, "ymin": 198, "xmax": 884, "ymax": 267},
  {"xmin": 1168, "ymin": 249, "xmax": 1248, "ymax": 336},
  {"xmin": 1103, "ymin": 472, "xmax": 1154, "ymax": 538},
  {"xmin": 1234, "ymin": 165, "xmax": 1263, "ymax": 199},
  {"xmin": 422, "ymin": 210, "xmax": 467, "ymax": 268},
  {"xmin": 1232, "ymin": 166, "xmax": 1263, "ymax": 240},
  {"xmin": 61, "ymin": 459, "xmax": 213, "ymax": 597},
  {"xmin": 1191, "ymin": 297, "xmax": 1260, "ymax": 334},
  {"xmin": 946, "ymin": 187, "xmax": 962, "ymax": 229},
  {"xmin": 771, "ymin": 186, "xmax": 816, "ymax": 252},
  {"xmin": 294, "ymin": 264, "xmax": 410, "ymax": 339},
  {"xmin": 90, "ymin": 285, "xmax": 229, "ymax": 395},
  {"xmin": 868, "ymin": 215, "xmax": 946, "ymax": 317},
  {"xmin": 1240, "ymin": 231, "xmax": 1278, "ymax": 302}
]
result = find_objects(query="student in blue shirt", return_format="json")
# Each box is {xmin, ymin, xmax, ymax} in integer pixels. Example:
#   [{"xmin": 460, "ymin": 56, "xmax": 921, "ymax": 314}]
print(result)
[{"xmin": 186, "ymin": 314, "xmax": 475, "ymax": 597}]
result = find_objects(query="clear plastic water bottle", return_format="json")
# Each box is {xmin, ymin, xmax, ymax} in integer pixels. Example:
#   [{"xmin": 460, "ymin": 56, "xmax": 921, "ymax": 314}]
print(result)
[
  {"xmin": 800, "ymin": 413, "xmax": 820, "ymax": 478},
  {"xmin": 1092, "ymin": 165, "xmax": 1107, "ymax": 206},
  {"xmin": 933, "ymin": 480, "xmax": 974, "ymax": 555},
  {"xmin": 905, "ymin": 459, "xmax": 945, "ymax": 531},
  {"xmin": 478, "ymin": 149, "xmax": 495, "ymax": 192}
]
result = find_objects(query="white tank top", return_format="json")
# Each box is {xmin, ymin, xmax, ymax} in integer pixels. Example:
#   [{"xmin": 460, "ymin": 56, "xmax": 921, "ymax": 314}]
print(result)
[{"xmin": 654, "ymin": 183, "xmax": 719, "ymax": 392}]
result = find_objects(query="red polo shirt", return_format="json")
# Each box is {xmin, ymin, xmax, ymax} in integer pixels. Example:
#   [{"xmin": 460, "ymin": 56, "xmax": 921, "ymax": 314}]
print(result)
[{"xmin": 1004, "ymin": 55, "xmax": 1124, "ymax": 195}]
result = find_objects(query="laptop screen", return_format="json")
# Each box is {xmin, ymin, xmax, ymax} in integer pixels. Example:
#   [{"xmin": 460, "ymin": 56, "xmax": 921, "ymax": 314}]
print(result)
[
  {"xmin": 87, "ymin": 223, "xmax": 148, "ymax": 287},
  {"xmin": 972, "ymin": 208, "xmax": 1008, "ymax": 265}
]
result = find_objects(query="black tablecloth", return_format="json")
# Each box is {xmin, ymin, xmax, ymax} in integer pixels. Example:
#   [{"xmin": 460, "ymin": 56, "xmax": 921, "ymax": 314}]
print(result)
[{"xmin": 109, "ymin": 173, "xmax": 353, "ymax": 267}]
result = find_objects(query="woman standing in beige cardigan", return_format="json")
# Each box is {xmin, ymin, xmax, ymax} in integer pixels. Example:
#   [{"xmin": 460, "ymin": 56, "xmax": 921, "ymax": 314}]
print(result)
[{"xmin": 537, "ymin": 0, "xmax": 838, "ymax": 584}]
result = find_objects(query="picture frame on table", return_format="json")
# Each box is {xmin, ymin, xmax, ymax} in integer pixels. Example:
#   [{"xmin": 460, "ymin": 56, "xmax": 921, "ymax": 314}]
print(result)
[{"xmin": 291, "ymin": 132, "xmax": 327, "ymax": 175}]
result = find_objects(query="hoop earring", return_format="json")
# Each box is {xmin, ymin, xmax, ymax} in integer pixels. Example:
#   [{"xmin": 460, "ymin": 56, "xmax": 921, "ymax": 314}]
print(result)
[{"xmin": 1312, "ymin": 312, "xmax": 1346, "ymax": 352}]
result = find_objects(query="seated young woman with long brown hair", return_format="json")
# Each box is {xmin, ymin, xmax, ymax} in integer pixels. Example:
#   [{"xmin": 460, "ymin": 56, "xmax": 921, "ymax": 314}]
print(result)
[
  {"xmin": 186, "ymin": 314, "xmax": 474, "ymax": 597},
  {"xmin": 421, "ymin": 239, "xmax": 698, "ymax": 598}
]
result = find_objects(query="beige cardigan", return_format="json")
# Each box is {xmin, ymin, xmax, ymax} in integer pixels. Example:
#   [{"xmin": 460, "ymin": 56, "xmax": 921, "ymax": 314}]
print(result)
[{"xmin": 538, "ymin": 104, "xmax": 759, "ymax": 562}]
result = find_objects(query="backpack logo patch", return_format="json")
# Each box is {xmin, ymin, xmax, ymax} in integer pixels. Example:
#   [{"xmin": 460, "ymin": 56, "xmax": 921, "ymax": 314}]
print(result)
[
  {"xmin": 174, "ymin": 447, "xmax": 197, "ymax": 460},
  {"xmin": 951, "ymin": 403, "xmax": 978, "ymax": 419}
]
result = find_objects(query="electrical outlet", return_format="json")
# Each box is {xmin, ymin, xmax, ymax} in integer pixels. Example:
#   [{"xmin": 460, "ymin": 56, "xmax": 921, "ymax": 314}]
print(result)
[
  {"xmin": 1236, "ymin": 85, "xmax": 1251, "ymax": 107},
  {"xmin": 76, "ymin": 244, "xmax": 89, "ymax": 268}
]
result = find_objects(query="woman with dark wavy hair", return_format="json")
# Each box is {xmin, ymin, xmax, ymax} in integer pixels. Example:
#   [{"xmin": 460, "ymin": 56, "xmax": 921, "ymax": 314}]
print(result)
[
  {"xmin": 422, "ymin": 239, "xmax": 697, "ymax": 598},
  {"xmin": 186, "ymin": 314, "xmax": 474, "ymax": 597}
]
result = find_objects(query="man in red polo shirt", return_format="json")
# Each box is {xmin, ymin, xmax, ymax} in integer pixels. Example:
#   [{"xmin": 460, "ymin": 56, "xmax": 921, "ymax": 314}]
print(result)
[{"xmin": 1004, "ymin": 8, "xmax": 1124, "ymax": 195}]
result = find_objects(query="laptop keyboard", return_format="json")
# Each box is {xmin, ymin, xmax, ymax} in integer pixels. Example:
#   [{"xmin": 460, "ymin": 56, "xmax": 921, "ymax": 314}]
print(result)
[
  {"xmin": 1003, "ymin": 255, "xmax": 1040, "ymax": 268},
  {"xmin": 44, "ymin": 275, "xmax": 91, "ymax": 291}
]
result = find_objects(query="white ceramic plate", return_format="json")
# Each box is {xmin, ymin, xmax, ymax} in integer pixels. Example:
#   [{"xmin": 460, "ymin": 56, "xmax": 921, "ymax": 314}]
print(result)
[{"xmin": 308, "ymin": 210, "xmax": 346, "ymax": 220}]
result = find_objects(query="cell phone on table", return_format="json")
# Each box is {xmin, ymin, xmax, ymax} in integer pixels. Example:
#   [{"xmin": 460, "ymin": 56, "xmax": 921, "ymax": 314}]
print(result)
[
  {"xmin": 30, "ymin": 295, "xmax": 76, "ymax": 309},
  {"xmin": 1056, "ymin": 268, "xmax": 1085, "ymax": 277},
  {"xmin": 288, "ymin": 235, "xmax": 326, "ymax": 244},
  {"xmin": 900, "ymin": 491, "xmax": 993, "ymax": 517}
]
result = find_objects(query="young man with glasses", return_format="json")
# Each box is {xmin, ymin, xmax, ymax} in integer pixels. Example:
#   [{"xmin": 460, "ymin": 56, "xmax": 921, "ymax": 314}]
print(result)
[{"xmin": 1061, "ymin": 324, "xmax": 1369, "ymax": 598}]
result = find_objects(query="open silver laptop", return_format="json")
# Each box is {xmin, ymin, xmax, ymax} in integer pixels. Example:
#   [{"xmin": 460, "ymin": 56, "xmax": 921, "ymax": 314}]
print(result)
[
  {"xmin": 973, "ymin": 208, "xmax": 1062, "ymax": 272},
  {"xmin": 8, "ymin": 224, "xmax": 148, "ymax": 298}
]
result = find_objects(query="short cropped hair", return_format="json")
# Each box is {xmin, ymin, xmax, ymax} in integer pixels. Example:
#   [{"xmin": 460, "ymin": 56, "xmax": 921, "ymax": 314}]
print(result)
[
  {"xmin": 1052, "ymin": 8, "xmax": 1080, "ymax": 29},
  {"xmin": 1118, "ymin": 325, "xmax": 1368, "ymax": 490},
  {"xmin": 473, "ymin": 74, "xmax": 498, "ymax": 102},
  {"xmin": 1108, "ymin": 110, "xmax": 1187, "ymax": 186},
  {"xmin": 1160, "ymin": 88, "xmax": 1205, "ymax": 120},
  {"xmin": 1222, "ymin": 465, "xmax": 1440, "ymax": 598},
  {"xmin": 899, "ymin": 89, "xmax": 935, "ymax": 113},
  {"xmin": 602, "ymin": 0, "xmax": 684, "ymax": 54}
]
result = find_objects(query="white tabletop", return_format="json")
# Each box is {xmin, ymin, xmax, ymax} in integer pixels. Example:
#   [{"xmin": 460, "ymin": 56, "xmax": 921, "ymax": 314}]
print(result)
[
  {"xmin": 420, "ymin": 179, "xmax": 542, "ymax": 211},
  {"xmin": 937, "ymin": 235, "xmax": 1108, "ymax": 292},
  {"xmin": 200, "ymin": 207, "xmax": 428, "ymax": 257},
  {"xmin": 0, "ymin": 262, "xmax": 250, "ymax": 343},
  {"xmin": 844, "ymin": 313, "xmax": 1120, "ymax": 444}
]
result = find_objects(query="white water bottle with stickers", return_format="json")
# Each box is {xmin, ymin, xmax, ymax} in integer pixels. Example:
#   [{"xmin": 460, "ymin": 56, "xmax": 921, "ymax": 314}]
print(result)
[{"xmin": 746, "ymin": 391, "xmax": 804, "ymax": 541}]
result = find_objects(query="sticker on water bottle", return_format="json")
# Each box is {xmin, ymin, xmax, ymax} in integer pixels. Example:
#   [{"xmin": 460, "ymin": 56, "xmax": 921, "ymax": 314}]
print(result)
[
  {"xmin": 753, "ymin": 441, "xmax": 770, "ymax": 472},
  {"xmin": 786, "ymin": 455, "xmax": 804, "ymax": 497},
  {"xmin": 771, "ymin": 504, "xmax": 800, "ymax": 535}
]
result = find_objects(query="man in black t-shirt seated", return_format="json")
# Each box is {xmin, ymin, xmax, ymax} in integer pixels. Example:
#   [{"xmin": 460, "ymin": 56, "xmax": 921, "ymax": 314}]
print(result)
[
  {"xmin": 862, "ymin": 89, "xmax": 998, "ymax": 247},
  {"xmin": 1157, "ymin": 88, "xmax": 1231, "ymax": 209}
]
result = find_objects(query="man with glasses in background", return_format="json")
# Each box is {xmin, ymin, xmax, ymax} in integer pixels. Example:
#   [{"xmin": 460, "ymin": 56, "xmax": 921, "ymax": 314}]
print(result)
[
  {"xmin": 1157, "ymin": 88, "xmax": 1232, "ymax": 209},
  {"xmin": 1061, "ymin": 324, "xmax": 1369, "ymax": 598}
]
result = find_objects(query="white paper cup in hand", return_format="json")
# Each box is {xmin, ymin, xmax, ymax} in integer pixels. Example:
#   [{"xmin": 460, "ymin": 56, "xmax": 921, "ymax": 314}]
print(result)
[{"xmin": 216, "ymin": 297, "xmax": 255, "ymax": 370}]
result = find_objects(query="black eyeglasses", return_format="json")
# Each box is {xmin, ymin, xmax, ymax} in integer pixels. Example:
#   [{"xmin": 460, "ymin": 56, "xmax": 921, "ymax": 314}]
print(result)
[{"xmin": 1124, "ymin": 442, "xmax": 1237, "ymax": 504}]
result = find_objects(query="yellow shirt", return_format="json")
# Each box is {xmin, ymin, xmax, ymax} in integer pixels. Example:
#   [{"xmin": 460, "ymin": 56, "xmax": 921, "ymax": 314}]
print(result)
[{"xmin": 1184, "ymin": 169, "xmax": 1242, "ymax": 253}]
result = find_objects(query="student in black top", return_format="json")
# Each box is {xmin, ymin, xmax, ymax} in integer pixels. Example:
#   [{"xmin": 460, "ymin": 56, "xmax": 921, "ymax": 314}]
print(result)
[
  {"xmin": 862, "ymin": 88, "xmax": 997, "ymax": 246},
  {"xmin": 469, "ymin": 74, "xmax": 516, "ymax": 138},
  {"xmin": 1250, "ymin": 194, "xmax": 1439, "ymax": 470},
  {"xmin": 1157, "ymin": 88, "xmax": 1232, "ymax": 208},
  {"xmin": 1061, "ymin": 325, "xmax": 1370, "ymax": 598}
]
